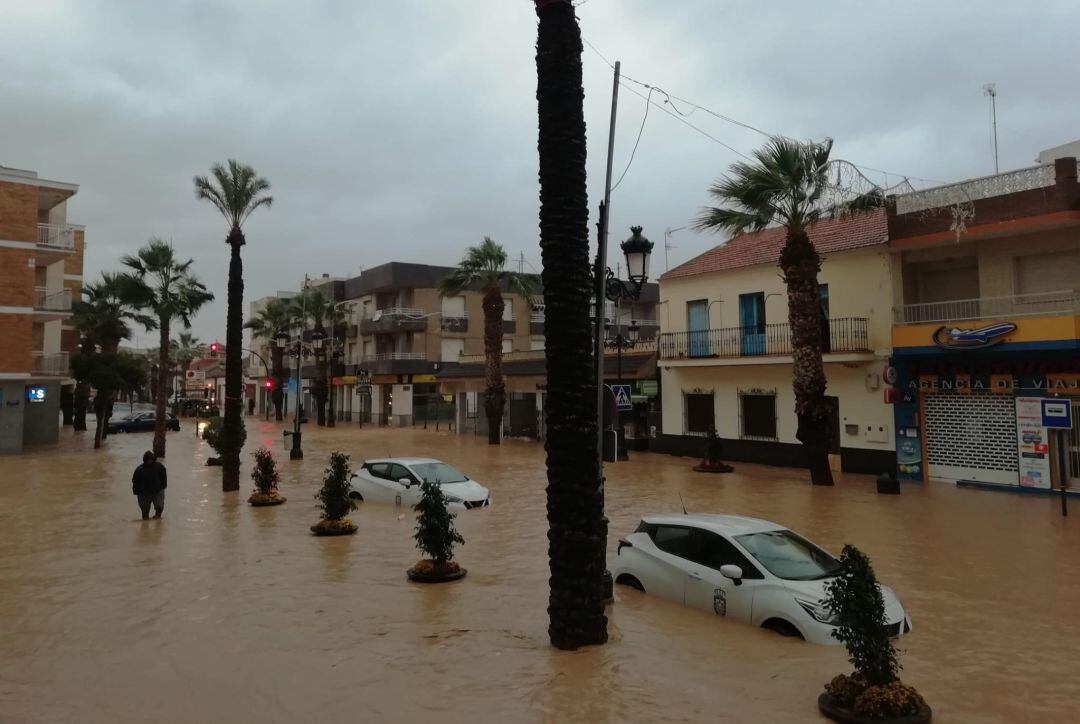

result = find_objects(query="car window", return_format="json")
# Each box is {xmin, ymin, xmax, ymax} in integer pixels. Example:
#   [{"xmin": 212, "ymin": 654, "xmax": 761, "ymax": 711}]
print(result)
[
  {"xmin": 735, "ymin": 530, "xmax": 840, "ymax": 581},
  {"xmin": 410, "ymin": 462, "xmax": 468, "ymax": 484},
  {"xmin": 367, "ymin": 462, "xmax": 390, "ymax": 479},
  {"xmin": 652, "ymin": 525, "xmax": 693, "ymax": 559},
  {"xmin": 388, "ymin": 464, "xmax": 414, "ymax": 483},
  {"xmin": 142, "ymin": 413, "xmax": 155, "ymax": 420},
  {"xmin": 690, "ymin": 529, "xmax": 763, "ymax": 579}
]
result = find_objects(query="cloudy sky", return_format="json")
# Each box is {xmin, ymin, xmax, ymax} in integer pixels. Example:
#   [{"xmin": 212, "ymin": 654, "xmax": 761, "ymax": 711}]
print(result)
[{"xmin": 3, "ymin": 0, "xmax": 1078, "ymax": 342}]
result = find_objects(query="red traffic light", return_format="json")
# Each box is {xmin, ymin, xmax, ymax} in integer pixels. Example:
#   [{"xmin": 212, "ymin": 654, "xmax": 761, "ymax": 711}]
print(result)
[
  {"xmin": 209, "ymin": 342, "xmax": 221, "ymax": 357},
  {"xmin": 265, "ymin": 379, "xmax": 275, "ymax": 390}
]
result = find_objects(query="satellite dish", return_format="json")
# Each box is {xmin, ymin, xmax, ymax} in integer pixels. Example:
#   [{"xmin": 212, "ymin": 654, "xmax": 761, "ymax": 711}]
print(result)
[{"xmin": 371, "ymin": 310, "xmax": 383, "ymax": 322}]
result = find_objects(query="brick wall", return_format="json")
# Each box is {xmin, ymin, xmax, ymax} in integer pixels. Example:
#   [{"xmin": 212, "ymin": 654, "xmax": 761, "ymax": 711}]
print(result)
[
  {"xmin": 0, "ymin": 315, "xmax": 32, "ymax": 372},
  {"xmin": 0, "ymin": 181, "xmax": 37, "ymax": 242},
  {"xmin": 0, "ymin": 248, "xmax": 34, "ymax": 307}
]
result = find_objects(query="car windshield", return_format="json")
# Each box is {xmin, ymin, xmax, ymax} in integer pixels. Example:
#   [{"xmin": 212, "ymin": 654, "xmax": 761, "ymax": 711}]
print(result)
[
  {"xmin": 409, "ymin": 462, "xmax": 468, "ymax": 484},
  {"xmin": 734, "ymin": 530, "xmax": 840, "ymax": 581}
]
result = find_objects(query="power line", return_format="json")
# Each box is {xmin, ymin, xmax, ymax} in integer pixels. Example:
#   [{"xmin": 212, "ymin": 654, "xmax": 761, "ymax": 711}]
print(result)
[{"xmin": 610, "ymin": 86, "xmax": 654, "ymax": 192}]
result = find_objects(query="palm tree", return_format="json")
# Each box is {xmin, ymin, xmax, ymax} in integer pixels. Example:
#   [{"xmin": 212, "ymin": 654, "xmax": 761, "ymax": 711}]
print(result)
[
  {"xmin": 171, "ymin": 331, "xmax": 207, "ymax": 402},
  {"xmin": 244, "ymin": 299, "xmax": 294, "ymax": 421},
  {"xmin": 534, "ymin": 0, "xmax": 607, "ymax": 650},
  {"xmin": 120, "ymin": 238, "xmax": 214, "ymax": 458},
  {"xmin": 290, "ymin": 287, "xmax": 346, "ymax": 426},
  {"xmin": 439, "ymin": 238, "xmax": 536, "ymax": 444},
  {"xmin": 693, "ymin": 137, "xmax": 882, "ymax": 485},
  {"xmin": 71, "ymin": 273, "xmax": 155, "ymax": 447},
  {"xmin": 194, "ymin": 160, "xmax": 273, "ymax": 492}
]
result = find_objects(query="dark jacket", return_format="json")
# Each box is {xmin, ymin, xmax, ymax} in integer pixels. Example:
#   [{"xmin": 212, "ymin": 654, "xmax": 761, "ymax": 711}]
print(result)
[{"xmin": 131, "ymin": 461, "xmax": 167, "ymax": 496}]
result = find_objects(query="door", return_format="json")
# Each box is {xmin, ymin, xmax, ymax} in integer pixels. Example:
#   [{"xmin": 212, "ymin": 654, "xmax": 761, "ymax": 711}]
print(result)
[
  {"xmin": 644, "ymin": 525, "xmax": 695, "ymax": 604},
  {"xmin": 686, "ymin": 300, "xmax": 710, "ymax": 357},
  {"xmin": 682, "ymin": 529, "xmax": 757, "ymax": 623},
  {"xmin": 388, "ymin": 463, "xmax": 420, "ymax": 506},
  {"xmin": 1069, "ymin": 400, "xmax": 1080, "ymax": 489},
  {"xmin": 739, "ymin": 293, "xmax": 766, "ymax": 356},
  {"xmin": 508, "ymin": 393, "xmax": 538, "ymax": 438},
  {"xmin": 924, "ymin": 392, "xmax": 1018, "ymax": 486}
]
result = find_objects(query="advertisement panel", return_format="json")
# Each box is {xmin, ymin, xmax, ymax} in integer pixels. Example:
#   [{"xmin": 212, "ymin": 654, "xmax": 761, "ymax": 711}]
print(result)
[{"xmin": 1016, "ymin": 397, "xmax": 1051, "ymax": 488}]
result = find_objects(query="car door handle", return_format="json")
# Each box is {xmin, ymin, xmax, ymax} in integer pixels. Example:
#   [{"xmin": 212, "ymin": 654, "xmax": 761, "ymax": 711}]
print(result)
[{"xmin": 688, "ymin": 572, "xmax": 702, "ymax": 581}]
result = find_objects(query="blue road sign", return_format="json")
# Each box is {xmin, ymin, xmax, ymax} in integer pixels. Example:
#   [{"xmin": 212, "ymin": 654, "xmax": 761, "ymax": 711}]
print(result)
[
  {"xmin": 1041, "ymin": 398, "xmax": 1073, "ymax": 429},
  {"xmin": 611, "ymin": 384, "xmax": 633, "ymax": 412}
]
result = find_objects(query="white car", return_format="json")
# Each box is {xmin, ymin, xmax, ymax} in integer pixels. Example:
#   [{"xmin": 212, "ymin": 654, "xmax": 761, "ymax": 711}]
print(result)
[
  {"xmin": 348, "ymin": 457, "xmax": 491, "ymax": 511},
  {"xmin": 612, "ymin": 514, "xmax": 911, "ymax": 645}
]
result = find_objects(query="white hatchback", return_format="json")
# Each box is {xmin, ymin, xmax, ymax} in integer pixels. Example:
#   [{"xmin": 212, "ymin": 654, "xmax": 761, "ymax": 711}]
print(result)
[
  {"xmin": 348, "ymin": 457, "xmax": 492, "ymax": 511},
  {"xmin": 612, "ymin": 513, "xmax": 912, "ymax": 645}
]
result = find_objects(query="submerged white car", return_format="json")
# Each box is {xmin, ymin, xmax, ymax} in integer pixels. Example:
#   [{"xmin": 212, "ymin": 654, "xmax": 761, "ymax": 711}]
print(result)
[
  {"xmin": 612, "ymin": 514, "xmax": 911, "ymax": 645},
  {"xmin": 348, "ymin": 457, "xmax": 491, "ymax": 511}
]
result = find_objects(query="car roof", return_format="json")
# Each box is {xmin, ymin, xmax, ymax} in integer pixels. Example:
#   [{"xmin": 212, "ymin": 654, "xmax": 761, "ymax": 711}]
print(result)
[
  {"xmin": 364, "ymin": 457, "xmax": 443, "ymax": 466},
  {"xmin": 641, "ymin": 513, "xmax": 786, "ymax": 536}
]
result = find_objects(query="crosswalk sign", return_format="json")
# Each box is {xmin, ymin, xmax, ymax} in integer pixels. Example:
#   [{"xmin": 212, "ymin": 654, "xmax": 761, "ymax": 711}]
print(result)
[{"xmin": 612, "ymin": 384, "xmax": 633, "ymax": 411}]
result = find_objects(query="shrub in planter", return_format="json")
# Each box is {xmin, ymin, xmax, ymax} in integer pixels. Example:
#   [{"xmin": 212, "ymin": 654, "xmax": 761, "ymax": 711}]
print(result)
[
  {"xmin": 310, "ymin": 451, "xmax": 357, "ymax": 535},
  {"xmin": 693, "ymin": 426, "xmax": 733, "ymax": 473},
  {"xmin": 248, "ymin": 447, "xmax": 286, "ymax": 506},
  {"xmin": 407, "ymin": 481, "xmax": 466, "ymax": 582},
  {"xmin": 202, "ymin": 415, "xmax": 246, "ymax": 466},
  {"xmin": 818, "ymin": 545, "xmax": 931, "ymax": 723}
]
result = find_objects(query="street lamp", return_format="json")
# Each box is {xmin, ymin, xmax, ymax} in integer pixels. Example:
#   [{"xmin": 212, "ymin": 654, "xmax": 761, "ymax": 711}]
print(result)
[{"xmin": 282, "ymin": 328, "xmax": 321, "ymax": 461}]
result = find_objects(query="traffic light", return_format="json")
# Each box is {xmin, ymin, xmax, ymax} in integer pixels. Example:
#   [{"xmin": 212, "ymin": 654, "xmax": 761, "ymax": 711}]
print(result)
[
  {"xmin": 209, "ymin": 342, "xmax": 221, "ymax": 357},
  {"xmin": 265, "ymin": 379, "xmax": 275, "ymax": 390}
]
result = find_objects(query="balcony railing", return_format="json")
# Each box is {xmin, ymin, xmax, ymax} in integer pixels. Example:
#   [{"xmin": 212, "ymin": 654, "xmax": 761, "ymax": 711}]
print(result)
[
  {"xmin": 31, "ymin": 351, "xmax": 70, "ymax": 375},
  {"xmin": 896, "ymin": 290, "xmax": 1080, "ymax": 325},
  {"xmin": 364, "ymin": 352, "xmax": 426, "ymax": 361},
  {"xmin": 33, "ymin": 287, "xmax": 72, "ymax": 311},
  {"xmin": 894, "ymin": 164, "xmax": 1057, "ymax": 215},
  {"xmin": 359, "ymin": 308, "xmax": 429, "ymax": 334},
  {"xmin": 36, "ymin": 223, "xmax": 79, "ymax": 250},
  {"xmin": 659, "ymin": 317, "xmax": 870, "ymax": 360}
]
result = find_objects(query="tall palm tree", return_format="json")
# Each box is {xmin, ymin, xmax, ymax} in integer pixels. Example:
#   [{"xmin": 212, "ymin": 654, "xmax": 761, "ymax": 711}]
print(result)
[
  {"xmin": 194, "ymin": 159, "xmax": 273, "ymax": 492},
  {"xmin": 534, "ymin": 0, "xmax": 607, "ymax": 650},
  {"xmin": 244, "ymin": 299, "xmax": 294, "ymax": 421},
  {"xmin": 290, "ymin": 287, "xmax": 346, "ymax": 426},
  {"xmin": 693, "ymin": 137, "xmax": 881, "ymax": 485},
  {"xmin": 439, "ymin": 237, "xmax": 536, "ymax": 444},
  {"xmin": 171, "ymin": 331, "xmax": 207, "ymax": 397},
  {"xmin": 120, "ymin": 238, "xmax": 214, "ymax": 458},
  {"xmin": 71, "ymin": 273, "xmax": 155, "ymax": 447}
]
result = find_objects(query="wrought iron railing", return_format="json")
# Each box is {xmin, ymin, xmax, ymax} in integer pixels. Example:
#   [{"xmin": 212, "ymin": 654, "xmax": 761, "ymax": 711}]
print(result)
[
  {"xmin": 659, "ymin": 317, "xmax": 870, "ymax": 360},
  {"xmin": 895, "ymin": 290, "xmax": 1080, "ymax": 324}
]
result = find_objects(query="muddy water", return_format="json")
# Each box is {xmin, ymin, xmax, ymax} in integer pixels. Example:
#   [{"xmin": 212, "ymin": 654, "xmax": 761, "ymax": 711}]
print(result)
[{"xmin": 2, "ymin": 420, "xmax": 1078, "ymax": 723}]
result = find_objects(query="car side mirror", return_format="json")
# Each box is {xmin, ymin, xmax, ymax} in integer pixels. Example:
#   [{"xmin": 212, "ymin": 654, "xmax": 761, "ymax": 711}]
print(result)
[
  {"xmin": 720, "ymin": 564, "xmax": 743, "ymax": 585},
  {"xmin": 398, "ymin": 478, "xmax": 413, "ymax": 486}
]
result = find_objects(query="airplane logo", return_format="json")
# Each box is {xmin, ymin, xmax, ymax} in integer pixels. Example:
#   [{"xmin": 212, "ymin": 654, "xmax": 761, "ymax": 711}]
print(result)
[{"xmin": 932, "ymin": 322, "xmax": 1017, "ymax": 350}]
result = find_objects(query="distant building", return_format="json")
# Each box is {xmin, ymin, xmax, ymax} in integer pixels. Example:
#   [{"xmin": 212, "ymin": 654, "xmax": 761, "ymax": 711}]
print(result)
[{"xmin": 0, "ymin": 165, "xmax": 85, "ymax": 453}]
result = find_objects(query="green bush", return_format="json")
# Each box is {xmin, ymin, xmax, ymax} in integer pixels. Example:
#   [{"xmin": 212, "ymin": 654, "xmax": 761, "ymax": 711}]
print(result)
[
  {"xmin": 413, "ymin": 481, "xmax": 464, "ymax": 564},
  {"xmin": 821, "ymin": 545, "xmax": 900, "ymax": 686},
  {"xmin": 314, "ymin": 451, "xmax": 356, "ymax": 521},
  {"xmin": 251, "ymin": 447, "xmax": 280, "ymax": 494},
  {"xmin": 202, "ymin": 415, "xmax": 246, "ymax": 457}
]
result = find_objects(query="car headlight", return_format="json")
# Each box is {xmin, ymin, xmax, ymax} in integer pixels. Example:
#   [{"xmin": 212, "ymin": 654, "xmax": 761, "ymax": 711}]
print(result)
[
  {"xmin": 795, "ymin": 597, "xmax": 839, "ymax": 625},
  {"xmin": 444, "ymin": 495, "xmax": 464, "ymax": 504}
]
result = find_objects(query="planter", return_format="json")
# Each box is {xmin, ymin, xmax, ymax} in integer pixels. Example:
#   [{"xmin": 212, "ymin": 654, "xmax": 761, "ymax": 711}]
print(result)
[
  {"xmin": 206, "ymin": 457, "xmax": 222, "ymax": 466},
  {"xmin": 693, "ymin": 460, "xmax": 734, "ymax": 474},
  {"xmin": 310, "ymin": 518, "xmax": 358, "ymax": 536},
  {"xmin": 407, "ymin": 559, "xmax": 467, "ymax": 583},
  {"xmin": 248, "ymin": 491, "xmax": 286, "ymax": 507},
  {"xmin": 876, "ymin": 474, "xmax": 901, "ymax": 495},
  {"xmin": 818, "ymin": 692, "xmax": 931, "ymax": 724}
]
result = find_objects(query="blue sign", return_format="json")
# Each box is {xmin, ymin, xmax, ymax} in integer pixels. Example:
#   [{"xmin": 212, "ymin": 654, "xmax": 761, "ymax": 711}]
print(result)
[
  {"xmin": 26, "ymin": 386, "xmax": 46, "ymax": 403},
  {"xmin": 1041, "ymin": 398, "xmax": 1073, "ymax": 429},
  {"xmin": 611, "ymin": 384, "xmax": 633, "ymax": 411}
]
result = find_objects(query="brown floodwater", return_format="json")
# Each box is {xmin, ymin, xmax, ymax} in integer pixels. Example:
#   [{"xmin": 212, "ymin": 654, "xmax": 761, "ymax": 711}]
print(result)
[{"xmin": 2, "ymin": 418, "xmax": 1078, "ymax": 723}]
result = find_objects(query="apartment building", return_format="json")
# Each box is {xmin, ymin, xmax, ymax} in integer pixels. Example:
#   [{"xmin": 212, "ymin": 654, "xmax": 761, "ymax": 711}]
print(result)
[
  {"xmin": 0, "ymin": 165, "xmax": 84, "ymax": 453},
  {"xmin": 886, "ymin": 153, "xmax": 1080, "ymax": 490},
  {"xmin": 655, "ymin": 209, "xmax": 896, "ymax": 474}
]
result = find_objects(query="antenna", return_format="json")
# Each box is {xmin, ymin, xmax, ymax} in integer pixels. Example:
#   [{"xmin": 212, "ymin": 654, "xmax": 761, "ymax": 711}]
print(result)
[
  {"xmin": 983, "ymin": 83, "xmax": 999, "ymax": 174},
  {"xmin": 678, "ymin": 492, "xmax": 687, "ymax": 515},
  {"xmin": 664, "ymin": 226, "xmax": 686, "ymax": 271}
]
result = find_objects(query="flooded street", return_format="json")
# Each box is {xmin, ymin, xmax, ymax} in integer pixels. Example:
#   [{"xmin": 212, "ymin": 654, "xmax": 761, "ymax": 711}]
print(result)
[{"xmin": 2, "ymin": 420, "xmax": 1079, "ymax": 723}]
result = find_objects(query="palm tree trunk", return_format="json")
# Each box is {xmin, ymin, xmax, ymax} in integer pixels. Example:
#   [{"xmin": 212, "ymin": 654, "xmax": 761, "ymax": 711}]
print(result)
[
  {"xmin": 482, "ymin": 285, "xmax": 505, "ymax": 445},
  {"xmin": 780, "ymin": 228, "xmax": 834, "ymax": 485},
  {"xmin": 222, "ymin": 230, "xmax": 245, "ymax": 491},
  {"xmin": 152, "ymin": 314, "xmax": 170, "ymax": 458},
  {"xmin": 535, "ymin": 0, "xmax": 608, "ymax": 650},
  {"xmin": 271, "ymin": 346, "xmax": 285, "ymax": 421}
]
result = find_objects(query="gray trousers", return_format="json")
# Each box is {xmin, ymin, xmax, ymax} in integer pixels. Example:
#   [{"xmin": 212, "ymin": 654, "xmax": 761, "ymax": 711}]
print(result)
[{"xmin": 137, "ymin": 491, "xmax": 165, "ymax": 519}]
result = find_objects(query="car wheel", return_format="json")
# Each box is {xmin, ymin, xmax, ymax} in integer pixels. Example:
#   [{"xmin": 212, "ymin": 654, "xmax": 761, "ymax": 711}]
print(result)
[
  {"xmin": 615, "ymin": 574, "xmax": 645, "ymax": 592},
  {"xmin": 762, "ymin": 618, "xmax": 804, "ymax": 639}
]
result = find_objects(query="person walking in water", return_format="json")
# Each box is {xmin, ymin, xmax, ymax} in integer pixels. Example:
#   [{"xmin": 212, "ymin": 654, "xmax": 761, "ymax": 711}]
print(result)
[{"xmin": 132, "ymin": 451, "xmax": 167, "ymax": 520}]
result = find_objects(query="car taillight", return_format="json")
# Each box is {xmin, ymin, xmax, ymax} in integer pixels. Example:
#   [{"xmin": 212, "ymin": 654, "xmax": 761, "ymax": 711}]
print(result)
[{"xmin": 617, "ymin": 538, "xmax": 633, "ymax": 555}]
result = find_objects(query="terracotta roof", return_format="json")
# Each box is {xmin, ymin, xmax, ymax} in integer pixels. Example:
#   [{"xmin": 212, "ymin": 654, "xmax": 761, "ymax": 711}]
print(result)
[{"xmin": 660, "ymin": 208, "xmax": 888, "ymax": 281}]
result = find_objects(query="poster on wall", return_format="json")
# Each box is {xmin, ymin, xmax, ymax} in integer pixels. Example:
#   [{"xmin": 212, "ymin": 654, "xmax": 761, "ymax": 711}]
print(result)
[{"xmin": 1015, "ymin": 397, "xmax": 1051, "ymax": 488}]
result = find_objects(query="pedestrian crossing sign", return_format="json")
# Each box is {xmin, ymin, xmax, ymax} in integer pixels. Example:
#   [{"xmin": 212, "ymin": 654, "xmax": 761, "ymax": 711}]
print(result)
[{"xmin": 612, "ymin": 384, "xmax": 633, "ymax": 411}]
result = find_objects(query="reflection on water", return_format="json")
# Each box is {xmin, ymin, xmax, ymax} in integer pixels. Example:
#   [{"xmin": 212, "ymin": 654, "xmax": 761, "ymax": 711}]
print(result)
[{"xmin": 1, "ymin": 421, "xmax": 1079, "ymax": 722}]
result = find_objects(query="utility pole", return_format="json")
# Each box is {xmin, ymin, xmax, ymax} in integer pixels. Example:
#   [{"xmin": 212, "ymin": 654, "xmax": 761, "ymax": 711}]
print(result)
[
  {"xmin": 595, "ymin": 60, "xmax": 620, "ymax": 474},
  {"xmin": 983, "ymin": 83, "xmax": 999, "ymax": 174}
]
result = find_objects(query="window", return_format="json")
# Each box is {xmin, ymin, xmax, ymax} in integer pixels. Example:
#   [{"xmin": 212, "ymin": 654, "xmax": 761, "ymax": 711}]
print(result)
[
  {"xmin": 735, "ymin": 530, "xmax": 840, "ymax": 581},
  {"xmin": 686, "ymin": 299, "xmax": 709, "ymax": 357},
  {"xmin": 685, "ymin": 392, "xmax": 714, "ymax": 435},
  {"xmin": 387, "ymin": 463, "xmax": 414, "ymax": 483},
  {"xmin": 441, "ymin": 295, "xmax": 466, "ymax": 317},
  {"xmin": 652, "ymin": 525, "xmax": 693, "ymax": 559},
  {"xmin": 689, "ymin": 529, "xmax": 763, "ymax": 579},
  {"xmin": 530, "ymin": 336, "xmax": 545, "ymax": 351},
  {"xmin": 502, "ymin": 339, "xmax": 513, "ymax": 354},
  {"xmin": 502, "ymin": 301, "xmax": 514, "ymax": 321},
  {"xmin": 441, "ymin": 338, "xmax": 465, "ymax": 362},
  {"xmin": 740, "ymin": 391, "xmax": 777, "ymax": 440},
  {"xmin": 1015, "ymin": 251, "xmax": 1078, "ymax": 295},
  {"xmin": 410, "ymin": 462, "xmax": 468, "ymax": 484},
  {"xmin": 367, "ymin": 462, "xmax": 390, "ymax": 479}
]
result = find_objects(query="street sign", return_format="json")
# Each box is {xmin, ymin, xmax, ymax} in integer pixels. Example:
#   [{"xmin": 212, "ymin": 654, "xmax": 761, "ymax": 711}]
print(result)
[
  {"xmin": 611, "ymin": 384, "xmax": 633, "ymax": 411},
  {"xmin": 1041, "ymin": 398, "xmax": 1073, "ymax": 429}
]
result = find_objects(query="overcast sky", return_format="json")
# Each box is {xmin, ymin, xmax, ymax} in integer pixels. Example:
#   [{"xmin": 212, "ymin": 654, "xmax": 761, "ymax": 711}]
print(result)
[{"xmin": 3, "ymin": 0, "xmax": 1078, "ymax": 343}]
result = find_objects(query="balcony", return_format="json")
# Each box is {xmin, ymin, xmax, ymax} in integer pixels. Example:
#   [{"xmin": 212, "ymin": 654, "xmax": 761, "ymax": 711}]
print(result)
[
  {"xmin": 440, "ymin": 314, "xmax": 469, "ymax": 333},
  {"xmin": 659, "ymin": 318, "xmax": 870, "ymax": 361},
  {"xmin": 895, "ymin": 290, "xmax": 1080, "ymax": 325},
  {"xmin": 358, "ymin": 308, "xmax": 429, "ymax": 334},
  {"xmin": 529, "ymin": 312, "xmax": 545, "ymax": 335},
  {"xmin": 36, "ymin": 223, "xmax": 79, "ymax": 250},
  {"xmin": 31, "ymin": 351, "xmax": 69, "ymax": 376},
  {"xmin": 351, "ymin": 352, "xmax": 432, "ymax": 376},
  {"xmin": 33, "ymin": 287, "xmax": 72, "ymax": 320}
]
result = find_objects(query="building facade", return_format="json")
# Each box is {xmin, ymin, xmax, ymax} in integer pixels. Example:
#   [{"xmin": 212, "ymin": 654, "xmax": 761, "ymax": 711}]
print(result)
[
  {"xmin": 886, "ymin": 155, "xmax": 1080, "ymax": 490},
  {"xmin": 0, "ymin": 165, "xmax": 84, "ymax": 453},
  {"xmin": 655, "ymin": 209, "xmax": 896, "ymax": 474}
]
